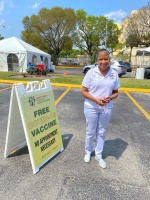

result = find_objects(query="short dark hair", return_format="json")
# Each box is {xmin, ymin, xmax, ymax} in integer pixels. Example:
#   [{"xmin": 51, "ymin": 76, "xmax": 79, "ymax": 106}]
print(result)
[
  {"xmin": 98, "ymin": 48, "xmax": 110, "ymax": 54},
  {"xmin": 97, "ymin": 48, "xmax": 110, "ymax": 58}
]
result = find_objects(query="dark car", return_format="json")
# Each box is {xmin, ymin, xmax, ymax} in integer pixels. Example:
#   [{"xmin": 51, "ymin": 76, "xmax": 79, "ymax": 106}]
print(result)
[
  {"xmin": 124, "ymin": 62, "xmax": 132, "ymax": 72},
  {"xmin": 144, "ymin": 67, "xmax": 150, "ymax": 79}
]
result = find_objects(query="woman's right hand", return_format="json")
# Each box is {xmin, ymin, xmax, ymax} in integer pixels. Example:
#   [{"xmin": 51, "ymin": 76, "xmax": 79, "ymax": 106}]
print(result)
[{"xmin": 95, "ymin": 98, "xmax": 106, "ymax": 106}]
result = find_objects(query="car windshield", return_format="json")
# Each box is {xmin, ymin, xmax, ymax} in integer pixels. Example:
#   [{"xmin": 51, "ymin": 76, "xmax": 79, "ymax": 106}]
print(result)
[
  {"xmin": 118, "ymin": 61, "xmax": 125, "ymax": 65},
  {"xmin": 110, "ymin": 61, "xmax": 115, "ymax": 65},
  {"xmin": 124, "ymin": 62, "xmax": 131, "ymax": 66}
]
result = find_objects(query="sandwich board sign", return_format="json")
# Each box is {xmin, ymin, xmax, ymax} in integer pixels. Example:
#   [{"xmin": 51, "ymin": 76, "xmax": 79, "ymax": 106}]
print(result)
[{"xmin": 4, "ymin": 79, "xmax": 64, "ymax": 174}]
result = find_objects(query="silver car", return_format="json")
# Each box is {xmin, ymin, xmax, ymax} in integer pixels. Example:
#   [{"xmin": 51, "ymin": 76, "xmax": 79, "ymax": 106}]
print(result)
[
  {"xmin": 82, "ymin": 60, "xmax": 127, "ymax": 77},
  {"xmin": 82, "ymin": 63, "xmax": 98, "ymax": 74},
  {"xmin": 110, "ymin": 60, "xmax": 127, "ymax": 77}
]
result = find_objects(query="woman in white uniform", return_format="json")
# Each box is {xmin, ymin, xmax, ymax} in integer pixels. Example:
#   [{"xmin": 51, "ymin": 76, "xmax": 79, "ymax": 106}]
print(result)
[{"xmin": 82, "ymin": 49, "xmax": 120, "ymax": 168}]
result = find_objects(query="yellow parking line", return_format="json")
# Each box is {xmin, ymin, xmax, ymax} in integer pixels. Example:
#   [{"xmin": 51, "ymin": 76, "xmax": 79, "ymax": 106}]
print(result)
[
  {"xmin": 124, "ymin": 91, "xmax": 150, "ymax": 121},
  {"xmin": 0, "ymin": 86, "xmax": 12, "ymax": 92},
  {"xmin": 0, "ymin": 80, "xmax": 150, "ymax": 93},
  {"xmin": 52, "ymin": 83, "xmax": 81, "ymax": 88},
  {"xmin": 55, "ymin": 87, "xmax": 71, "ymax": 105},
  {"xmin": 119, "ymin": 88, "xmax": 150, "ymax": 93}
]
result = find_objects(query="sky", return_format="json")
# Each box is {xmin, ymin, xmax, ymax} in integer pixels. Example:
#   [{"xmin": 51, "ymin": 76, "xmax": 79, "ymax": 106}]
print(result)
[{"xmin": 0, "ymin": 0, "xmax": 149, "ymax": 39}]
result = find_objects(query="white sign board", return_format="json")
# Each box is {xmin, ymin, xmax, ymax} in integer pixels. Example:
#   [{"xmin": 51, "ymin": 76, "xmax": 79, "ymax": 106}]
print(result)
[{"xmin": 4, "ymin": 79, "xmax": 64, "ymax": 174}]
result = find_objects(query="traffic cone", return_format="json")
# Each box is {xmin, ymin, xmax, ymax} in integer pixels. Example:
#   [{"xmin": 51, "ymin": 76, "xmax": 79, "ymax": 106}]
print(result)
[{"xmin": 63, "ymin": 71, "xmax": 69, "ymax": 75}]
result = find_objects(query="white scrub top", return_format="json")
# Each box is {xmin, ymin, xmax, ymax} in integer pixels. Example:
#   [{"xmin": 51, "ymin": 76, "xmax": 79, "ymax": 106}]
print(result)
[{"xmin": 82, "ymin": 66, "xmax": 120, "ymax": 109}]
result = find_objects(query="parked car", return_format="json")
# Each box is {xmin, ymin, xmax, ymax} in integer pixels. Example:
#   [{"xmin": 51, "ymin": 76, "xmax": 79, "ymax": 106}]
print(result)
[
  {"xmin": 144, "ymin": 67, "xmax": 150, "ymax": 79},
  {"xmin": 123, "ymin": 62, "xmax": 132, "ymax": 72},
  {"xmin": 82, "ymin": 63, "xmax": 98, "ymax": 74},
  {"xmin": 67, "ymin": 60, "xmax": 79, "ymax": 65},
  {"xmin": 82, "ymin": 60, "xmax": 127, "ymax": 77},
  {"xmin": 110, "ymin": 60, "xmax": 127, "ymax": 77},
  {"xmin": 61, "ymin": 60, "xmax": 79, "ymax": 66}
]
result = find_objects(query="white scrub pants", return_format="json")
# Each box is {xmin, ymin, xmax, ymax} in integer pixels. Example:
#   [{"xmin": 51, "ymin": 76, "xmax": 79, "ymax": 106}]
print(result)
[{"xmin": 84, "ymin": 105, "xmax": 113, "ymax": 159}]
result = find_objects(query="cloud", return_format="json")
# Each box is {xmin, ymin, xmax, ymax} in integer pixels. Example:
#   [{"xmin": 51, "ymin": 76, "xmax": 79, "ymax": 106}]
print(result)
[
  {"xmin": 0, "ymin": 0, "xmax": 14, "ymax": 14},
  {"xmin": 8, "ymin": 1, "xmax": 14, "ymax": 9},
  {"xmin": 105, "ymin": 10, "xmax": 128, "ymax": 23},
  {"xmin": 0, "ymin": 1, "xmax": 5, "ymax": 14},
  {"xmin": 32, "ymin": 0, "xmax": 41, "ymax": 9},
  {"xmin": 0, "ymin": 19, "xmax": 5, "ymax": 26}
]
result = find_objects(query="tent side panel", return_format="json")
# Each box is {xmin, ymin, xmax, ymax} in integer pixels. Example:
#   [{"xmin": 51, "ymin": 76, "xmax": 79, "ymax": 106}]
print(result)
[
  {"xmin": 26, "ymin": 51, "xmax": 51, "ymax": 69},
  {"xmin": 17, "ymin": 53, "xmax": 26, "ymax": 73},
  {"xmin": 0, "ymin": 53, "xmax": 8, "ymax": 71}
]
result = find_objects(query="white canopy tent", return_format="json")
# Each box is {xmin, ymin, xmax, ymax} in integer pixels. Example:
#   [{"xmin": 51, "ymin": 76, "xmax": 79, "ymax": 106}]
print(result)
[
  {"xmin": 0, "ymin": 37, "xmax": 52, "ymax": 72},
  {"xmin": 136, "ymin": 47, "xmax": 150, "ymax": 67}
]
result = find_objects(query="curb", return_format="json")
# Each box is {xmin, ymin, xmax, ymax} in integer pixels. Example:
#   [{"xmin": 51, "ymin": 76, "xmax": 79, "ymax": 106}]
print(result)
[
  {"xmin": 0, "ymin": 79, "xmax": 150, "ymax": 93},
  {"xmin": 56, "ymin": 66, "xmax": 82, "ymax": 69}
]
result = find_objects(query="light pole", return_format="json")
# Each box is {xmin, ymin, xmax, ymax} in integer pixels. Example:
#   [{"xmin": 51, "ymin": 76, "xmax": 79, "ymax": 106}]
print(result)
[{"xmin": 105, "ymin": 17, "xmax": 108, "ymax": 48}]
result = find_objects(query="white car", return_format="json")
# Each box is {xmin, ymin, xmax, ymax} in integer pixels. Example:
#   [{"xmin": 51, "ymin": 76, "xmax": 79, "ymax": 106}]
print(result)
[
  {"xmin": 82, "ymin": 63, "xmax": 98, "ymax": 74},
  {"xmin": 82, "ymin": 60, "xmax": 127, "ymax": 77}
]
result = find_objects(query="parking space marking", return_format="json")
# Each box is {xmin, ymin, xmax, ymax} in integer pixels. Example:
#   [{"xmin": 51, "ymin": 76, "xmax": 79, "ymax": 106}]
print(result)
[
  {"xmin": 124, "ymin": 91, "xmax": 150, "ymax": 121},
  {"xmin": 0, "ymin": 86, "xmax": 12, "ymax": 92},
  {"xmin": 0, "ymin": 82, "xmax": 150, "ymax": 122},
  {"xmin": 55, "ymin": 87, "xmax": 71, "ymax": 105},
  {"xmin": 119, "ymin": 88, "xmax": 150, "ymax": 93},
  {"xmin": 0, "ymin": 85, "xmax": 71, "ymax": 106}
]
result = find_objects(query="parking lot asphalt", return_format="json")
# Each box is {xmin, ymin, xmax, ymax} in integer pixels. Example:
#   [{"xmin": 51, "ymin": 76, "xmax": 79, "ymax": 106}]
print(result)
[{"xmin": 0, "ymin": 82, "xmax": 150, "ymax": 200}]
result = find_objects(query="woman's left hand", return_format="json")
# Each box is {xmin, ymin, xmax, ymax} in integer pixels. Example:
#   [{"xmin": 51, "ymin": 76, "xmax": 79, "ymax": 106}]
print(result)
[{"xmin": 102, "ymin": 97, "xmax": 111, "ymax": 103}]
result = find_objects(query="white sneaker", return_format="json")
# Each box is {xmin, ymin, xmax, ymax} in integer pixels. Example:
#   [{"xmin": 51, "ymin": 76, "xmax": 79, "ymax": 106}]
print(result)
[
  {"xmin": 84, "ymin": 154, "xmax": 91, "ymax": 162},
  {"xmin": 95, "ymin": 157, "xmax": 107, "ymax": 169}
]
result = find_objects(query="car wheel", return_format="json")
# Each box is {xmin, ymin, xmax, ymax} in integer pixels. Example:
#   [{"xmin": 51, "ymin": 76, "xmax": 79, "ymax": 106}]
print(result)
[
  {"xmin": 119, "ymin": 74, "xmax": 122, "ymax": 77},
  {"xmin": 84, "ymin": 68, "xmax": 90, "ymax": 74}
]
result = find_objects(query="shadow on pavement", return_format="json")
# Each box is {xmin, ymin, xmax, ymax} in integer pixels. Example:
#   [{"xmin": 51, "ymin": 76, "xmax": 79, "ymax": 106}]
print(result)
[
  {"xmin": 103, "ymin": 138, "xmax": 128, "ymax": 159},
  {"xmin": 8, "ymin": 133, "xmax": 73, "ymax": 158},
  {"xmin": 62, "ymin": 133, "xmax": 73, "ymax": 149},
  {"xmin": 8, "ymin": 146, "xmax": 29, "ymax": 157}
]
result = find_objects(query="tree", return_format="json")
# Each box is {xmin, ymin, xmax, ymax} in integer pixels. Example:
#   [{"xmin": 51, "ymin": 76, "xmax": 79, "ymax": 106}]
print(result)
[
  {"xmin": 59, "ymin": 49, "xmax": 79, "ymax": 58},
  {"xmin": 123, "ymin": 1, "xmax": 150, "ymax": 50},
  {"xmin": 105, "ymin": 21, "xmax": 122, "ymax": 53},
  {"xmin": 138, "ymin": 2, "xmax": 150, "ymax": 47},
  {"xmin": 122, "ymin": 11, "xmax": 143, "ymax": 61},
  {"xmin": 138, "ymin": 2, "xmax": 150, "ymax": 30},
  {"xmin": 0, "ymin": 34, "xmax": 4, "ymax": 40},
  {"xmin": 126, "ymin": 33, "xmax": 142, "ymax": 61},
  {"xmin": 21, "ymin": 17, "xmax": 47, "ymax": 52},
  {"xmin": 134, "ymin": 2, "xmax": 150, "ymax": 47},
  {"xmin": 73, "ymin": 9, "xmax": 121, "ymax": 62},
  {"xmin": 142, "ymin": 33, "xmax": 150, "ymax": 46},
  {"xmin": 21, "ymin": 7, "xmax": 76, "ymax": 64}
]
